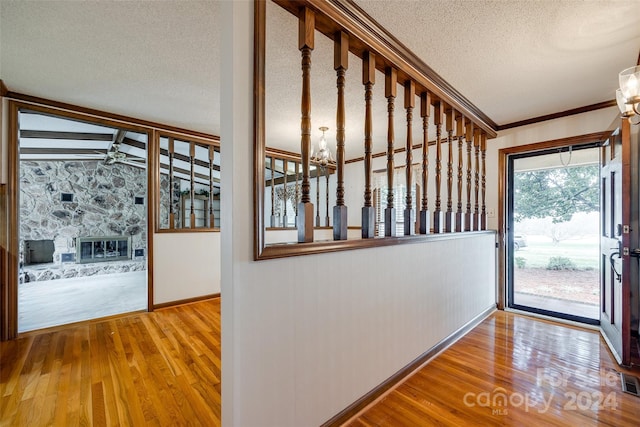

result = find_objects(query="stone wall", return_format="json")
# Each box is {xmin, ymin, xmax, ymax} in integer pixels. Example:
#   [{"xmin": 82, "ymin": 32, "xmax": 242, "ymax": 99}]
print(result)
[{"xmin": 20, "ymin": 161, "xmax": 147, "ymax": 275}]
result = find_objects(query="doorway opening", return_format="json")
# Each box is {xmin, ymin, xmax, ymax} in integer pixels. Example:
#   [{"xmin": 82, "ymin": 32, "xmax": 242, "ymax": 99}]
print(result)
[
  {"xmin": 17, "ymin": 109, "xmax": 149, "ymax": 332},
  {"xmin": 507, "ymin": 144, "xmax": 601, "ymax": 324}
]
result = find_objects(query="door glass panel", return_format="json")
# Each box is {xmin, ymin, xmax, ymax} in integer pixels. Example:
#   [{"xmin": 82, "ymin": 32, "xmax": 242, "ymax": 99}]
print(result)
[{"xmin": 509, "ymin": 146, "xmax": 600, "ymax": 322}]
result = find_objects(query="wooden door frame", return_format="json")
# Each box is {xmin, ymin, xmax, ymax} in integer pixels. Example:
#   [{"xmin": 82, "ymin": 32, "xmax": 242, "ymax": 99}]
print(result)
[
  {"xmin": 1, "ymin": 99, "xmax": 156, "ymax": 340},
  {"xmin": 497, "ymin": 131, "xmax": 611, "ymax": 311}
]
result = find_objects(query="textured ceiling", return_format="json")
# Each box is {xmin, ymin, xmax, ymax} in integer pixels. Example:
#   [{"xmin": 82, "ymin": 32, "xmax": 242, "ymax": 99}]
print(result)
[
  {"xmin": 2, "ymin": 0, "xmax": 639, "ymax": 157},
  {"xmin": 353, "ymin": 0, "xmax": 640, "ymax": 125},
  {"xmin": 1, "ymin": 1, "xmax": 220, "ymax": 135}
]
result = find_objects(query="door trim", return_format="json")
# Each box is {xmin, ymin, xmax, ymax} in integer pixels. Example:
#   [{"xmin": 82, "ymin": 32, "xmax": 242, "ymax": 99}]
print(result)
[
  {"xmin": 2, "ymin": 99, "xmax": 155, "ymax": 340},
  {"xmin": 497, "ymin": 131, "xmax": 611, "ymax": 311}
]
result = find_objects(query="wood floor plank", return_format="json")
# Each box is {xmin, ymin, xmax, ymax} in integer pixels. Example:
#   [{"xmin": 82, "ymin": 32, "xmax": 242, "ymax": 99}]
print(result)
[
  {"xmin": 1, "ymin": 298, "xmax": 222, "ymax": 426},
  {"xmin": 348, "ymin": 311, "xmax": 640, "ymax": 426}
]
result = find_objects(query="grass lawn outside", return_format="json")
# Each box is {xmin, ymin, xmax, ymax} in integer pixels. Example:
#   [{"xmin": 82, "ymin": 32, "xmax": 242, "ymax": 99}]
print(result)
[{"xmin": 513, "ymin": 235, "xmax": 599, "ymax": 270}]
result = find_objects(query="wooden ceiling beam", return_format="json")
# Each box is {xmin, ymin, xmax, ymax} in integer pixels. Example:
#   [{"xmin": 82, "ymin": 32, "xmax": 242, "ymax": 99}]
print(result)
[{"xmin": 19, "ymin": 130, "xmax": 113, "ymax": 141}]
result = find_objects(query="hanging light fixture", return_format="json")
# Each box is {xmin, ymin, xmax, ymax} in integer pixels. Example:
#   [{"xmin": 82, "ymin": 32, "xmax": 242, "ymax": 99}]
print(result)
[
  {"xmin": 311, "ymin": 126, "xmax": 334, "ymax": 166},
  {"xmin": 617, "ymin": 66, "xmax": 640, "ymax": 123}
]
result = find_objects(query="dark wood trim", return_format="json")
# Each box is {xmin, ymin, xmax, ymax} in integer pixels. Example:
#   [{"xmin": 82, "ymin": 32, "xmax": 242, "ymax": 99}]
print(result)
[
  {"xmin": 0, "ymin": 184, "xmax": 7, "ymax": 341},
  {"xmin": 19, "ymin": 130, "xmax": 114, "ymax": 141},
  {"xmin": 153, "ymin": 293, "xmax": 220, "ymax": 310},
  {"xmin": 497, "ymin": 100, "xmax": 617, "ymax": 131},
  {"xmin": 346, "ymin": 140, "xmax": 438, "ymax": 164},
  {"xmin": 496, "ymin": 131, "xmax": 610, "ymax": 311},
  {"xmin": 4, "ymin": 102, "xmax": 20, "ymax": 340},
  {"xmin": 254, "ymin": 0, "xmax": 267, "ymax": 259},
  {"xmin": 273, "ymin": 0, "xmax": 497, "ymax": 137},
  {"xmin": 6, "ymin": 91, "xmax": 220, "ymax": 142},
  {"xmin": 321, "ymin": 304, "xmax": 496, "ymax": 427},
  {"xmin": 147, "ymin": 129, "xmax": 157, "ymax": 312},
  {"xmin": 0, "ymin": 80, "xmax": 7, "ymax": 96},
  {"xmin": 260, "ymin": 230, "xmax": 495, "ymax": 260},
  {"xmin": 155, "ymin": 227, "xmax": 220, "ymax": 234}
]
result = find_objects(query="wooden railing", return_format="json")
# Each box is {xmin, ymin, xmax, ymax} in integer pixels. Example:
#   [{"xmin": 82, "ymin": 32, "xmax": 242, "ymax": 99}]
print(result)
[{"xmin": 255, "ymin": 0, "xmax": 493, "ymax": 259}]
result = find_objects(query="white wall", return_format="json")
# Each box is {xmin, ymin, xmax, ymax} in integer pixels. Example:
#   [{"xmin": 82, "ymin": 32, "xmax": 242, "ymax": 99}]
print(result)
[
  {"xmin": 153, "ymin": 232, "xmax": 220, "ymax": 305},
  {"xmin": 221, "ymin": 3, "xmax": 496, "ymax": 426}
]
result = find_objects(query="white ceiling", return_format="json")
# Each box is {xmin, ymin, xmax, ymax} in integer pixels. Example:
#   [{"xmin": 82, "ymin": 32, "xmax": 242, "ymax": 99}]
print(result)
[{"xmin": 2, "ymin": 1, "xmax": 639, "ymax": 158}]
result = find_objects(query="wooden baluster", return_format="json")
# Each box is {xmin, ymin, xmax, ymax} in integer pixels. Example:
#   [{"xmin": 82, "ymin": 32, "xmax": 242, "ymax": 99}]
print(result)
[
  {"xmin": 445, "ymin": 106, "xmax": 455, "ymax": 232},
  {"xmin": 465, "ymin": 122, "xmax": 473, "ymax": 231},
  {"xmin": 270, "ymin": 156, "xmax": 276, "ymax": 227},
  {"xmin": 404, "ymin": 80, "xmax": 415, "ymax": 236},
  {"xmin": 361, "ymin": 51, "xmax": 376, "ymax": 238},
  {"xmin": 481, "ymin": 133, "xmax": 487, "ymax": 230},
  {"xmin": 455, "ymin": 114, "xmax": 465, "ymax": 232},
  {"xmin": 384, "ymin": 67, "xmax": 397, "ymax": 237},
  {"xmin": 316, "ymin": 163, "xmax": 321, "ymax": 227},
  {"xmin": 297, "ymin": 7, "xmax": 315, "ymax": 242},
  {"xmin": 334, "ymin": 31, "xmax": 348, "ymax": 240},
  {"xmin": 433, "ymin": 100, "xmax": 444, "ymax": 233},
  {"xmin": 419, "ymin": 92, "xmax": 431, "ymax": 234},
  {"xmin": 168, "ymin": 137, "xmax": 175, "ymax": 229},
  {"xmin": 295, "ymin": 161, "xmax": 299, "ymax": 227},
  {"xmin": 189, "ymin": 142, "xmax": 195, "ymax": 229},
  {"xmin": 283, "ymin": 160, "xmax": 288, "ymax": 227},
  {"xmin": 474, "ymin": 129, "xmax": 481, "ymax": 231},
  {"xmin": 209, "ymin": 145, "xmax": 215, "ymax": 228},
  {"xmin": 325, "ymin": 167, "xmax": 330, "ymax": 227}
]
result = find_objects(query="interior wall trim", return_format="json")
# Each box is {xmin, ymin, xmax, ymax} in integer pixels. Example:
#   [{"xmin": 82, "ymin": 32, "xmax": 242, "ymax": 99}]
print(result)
[
  {"xmin": 153, "ymin": 293, "xmax": 220, "ymax": 310},
  {"xmin": 496, "ymin": 131, "xmax": 611, "ymax": 311},
  {"xmin": 497, "ymin": 100, "xmax": 617, "ymax": 131},
  {"xmin": 5, "ymin": 91, "xmax": 220, "ymax": 142},
  {"xmin": 321, "ymin": 304, "xmax": 496, "ymax": 427},
  {"xmin": 0, "ymin": 80, "xmax": 7, "ymax": 97}
]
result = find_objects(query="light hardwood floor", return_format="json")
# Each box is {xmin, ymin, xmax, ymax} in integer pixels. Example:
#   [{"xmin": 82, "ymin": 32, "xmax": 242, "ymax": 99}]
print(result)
[
  {"xmin": 3, "ymin": 300, "xmax": 640, "ymax": 426},
  {"xmin": 1, "ymin": 298, "xmax": 220, "ymax": 426},
  {"xmin": 348, "ymin": 312, "xmax": 640, "ymax": 426}
]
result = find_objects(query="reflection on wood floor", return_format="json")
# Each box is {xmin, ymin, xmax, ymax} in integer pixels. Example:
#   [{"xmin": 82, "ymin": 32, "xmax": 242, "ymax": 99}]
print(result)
[
  {"xmin": 0, "ymin": 298, "xmax": 220, "ymax": 426},
  {"xmin": 348, "ymin": 311, "xmax": 640, "ymax": 426},
  {"xmin": 3, "ymin": 301, "xmax": 640, "ymax": 426}
]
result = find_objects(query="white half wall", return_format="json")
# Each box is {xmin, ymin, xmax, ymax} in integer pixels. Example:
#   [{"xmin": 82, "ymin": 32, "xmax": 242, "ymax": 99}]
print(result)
[
  {"xmin": 221, "ymin": 3, "xmax": 497, "ymax": 425},
  {"xmin": 153, "ymin": 232, "xmax": 220, "ymax": 305}
]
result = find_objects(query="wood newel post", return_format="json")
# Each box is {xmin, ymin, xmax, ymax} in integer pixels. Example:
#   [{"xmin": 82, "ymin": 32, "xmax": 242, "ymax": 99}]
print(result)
[
  {"xmin": 361, "ymin": 51, "xmax": 376, "ymax": 238},
  {"xmin": 297, "ymin": 7, "xmax": 315, "ymax": 242},
  {"xmin": 481, "ymin": 133, "xmax": 487, "ymax": 230},
  {"xmin": 455, "ymin": 114, "xmax": 465, "ymax": 232},
  {"xmin": 404, "ymin": 80, "xmax": 415, "ymax": 235},
  {"xmin": 464, "ymin": 122, "xmax": 473, "ymax": 231},
  {"xmin": 433, "ymin": 100, "xmax": 444, "ymax": 233},
  {"xmin": 333, "ymin": 31, "xmax": 348, "ymax": 240},
  {"xmin": 384, "ymin": 67, "xmax": 397, "ymax": 237},
  {"xmin": 325, "ymin": 167, "xmax": 330, "ymax": 227},
  {"xmin": 445, "ymin": 106, "xmax": 455, "ymax": 232},
  {"xmin": 316, "ymin": 163, "xmax": 321, "ymax": 226},
  {"xmin": 473, "ymin": 129, "xmax": 481, "ymax": 231},
  {"xmin": 419, "ymin": 92, "xmax": 431, "ymax": 234}
]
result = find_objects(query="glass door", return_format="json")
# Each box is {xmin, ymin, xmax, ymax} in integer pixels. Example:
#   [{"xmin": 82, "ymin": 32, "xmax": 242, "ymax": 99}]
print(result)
[{"xmin": 507, "ymin": 144, "xmax": 601, "ymax": 324}]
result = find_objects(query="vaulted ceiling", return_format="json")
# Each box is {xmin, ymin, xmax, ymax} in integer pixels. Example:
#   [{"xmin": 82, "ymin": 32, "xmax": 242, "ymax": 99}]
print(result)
[{"xmin": 2, "ymin": 0, "xmax": 639, "ymax": 156}]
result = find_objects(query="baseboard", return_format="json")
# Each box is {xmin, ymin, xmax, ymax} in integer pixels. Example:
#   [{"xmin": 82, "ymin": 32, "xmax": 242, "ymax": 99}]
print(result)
[
  {"xmin": 153, "ymin": 293, "xmax": 220, "ymax": 310},
  {"xmin": 321, "ymin": 304, "xmax": 496, "ymax": 427}
]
